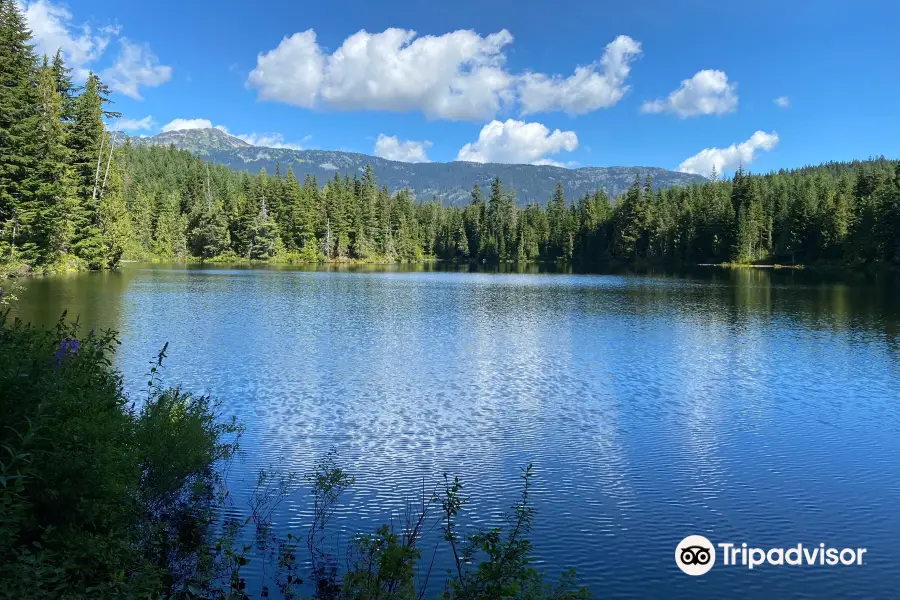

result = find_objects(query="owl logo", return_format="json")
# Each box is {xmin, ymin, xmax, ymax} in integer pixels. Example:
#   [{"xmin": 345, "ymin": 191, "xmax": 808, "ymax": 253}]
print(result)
[
  {"xmin": 680, "ymin": 545, "xmax": 712, "ymax": 565},
  {"xmin": 676, "ymin": 535, "xmax": 716, "ymax": 575}
]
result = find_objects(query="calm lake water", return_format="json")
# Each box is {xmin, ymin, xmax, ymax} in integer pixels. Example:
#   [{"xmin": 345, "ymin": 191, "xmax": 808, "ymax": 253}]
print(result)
[{"xmin": 11, "ymin": 263, "xmax": 900, "ymax": 598}]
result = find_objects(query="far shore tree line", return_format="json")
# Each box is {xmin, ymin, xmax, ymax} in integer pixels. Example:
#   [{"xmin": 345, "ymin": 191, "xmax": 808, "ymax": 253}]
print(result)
[
  {"xmin": 2, "ymin": 0, "xmax": 900, "ymax": 276},
  {"xmin": 111, "ymin": 148, "xmax": 900, "ymax": 269}
]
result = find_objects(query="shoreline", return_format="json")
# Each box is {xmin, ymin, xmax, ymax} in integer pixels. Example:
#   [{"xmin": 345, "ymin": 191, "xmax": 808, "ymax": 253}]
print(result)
[
  {"xmin": 696, "ymin": 262, "xmax": 805, "ymax": 270},
  {"xmin": 5, "ymin": 256, "xmax": 898, "ymax": 281}
]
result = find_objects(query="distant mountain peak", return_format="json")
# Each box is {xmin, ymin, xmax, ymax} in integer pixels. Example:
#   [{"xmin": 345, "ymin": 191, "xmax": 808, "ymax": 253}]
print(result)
[
  {"xmin": 134, "ymin": 127, "xmax": 251, "ymax": 154},
  {"xmin": 125, "ymin": 129, "xmax": 707, "ymax": 205}
]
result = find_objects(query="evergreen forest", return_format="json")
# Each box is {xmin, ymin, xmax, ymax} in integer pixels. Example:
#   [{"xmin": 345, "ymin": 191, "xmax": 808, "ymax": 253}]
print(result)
[{"xmin": 3, "ymin": 0, "xmax": 900, "ymax": 279}]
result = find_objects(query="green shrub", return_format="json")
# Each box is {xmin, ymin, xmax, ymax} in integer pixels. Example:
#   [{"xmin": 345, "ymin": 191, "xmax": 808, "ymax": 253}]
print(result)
[{"xmin": 0, "ymin": 312, "xmax": 240, "ymax": 599}]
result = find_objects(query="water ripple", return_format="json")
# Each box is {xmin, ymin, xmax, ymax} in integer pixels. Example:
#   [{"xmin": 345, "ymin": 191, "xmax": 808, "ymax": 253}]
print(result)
[{"xmin": 12, "ymin": 265, "xmax": 900, "ymax": 599}]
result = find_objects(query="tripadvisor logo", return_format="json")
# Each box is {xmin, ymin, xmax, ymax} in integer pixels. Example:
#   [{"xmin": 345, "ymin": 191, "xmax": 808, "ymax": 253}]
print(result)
[
  {"xmin": 675, "ymin": 535, "xmax": 868, "ymax": 575},
  {"xmin": 676, "ymin": 535, "xmax": 715, "ymax": 575}
]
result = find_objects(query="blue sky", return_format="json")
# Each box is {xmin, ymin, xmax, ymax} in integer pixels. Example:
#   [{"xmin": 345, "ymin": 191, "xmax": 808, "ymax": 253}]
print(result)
[{"xmin": 20, "ymin": 0, "xmax": 900, "ymax": 175}]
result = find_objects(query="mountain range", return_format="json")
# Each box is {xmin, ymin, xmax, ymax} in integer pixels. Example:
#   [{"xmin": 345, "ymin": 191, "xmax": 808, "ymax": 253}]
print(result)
[{"xmin": 124, "ymin": 128, "xmax": 708, "ymax": 205}]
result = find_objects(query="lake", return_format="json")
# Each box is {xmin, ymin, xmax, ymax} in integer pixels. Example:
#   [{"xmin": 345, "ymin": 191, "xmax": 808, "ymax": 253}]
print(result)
[{"xmin": 11, "ymin": 263, "xmax": 900, "ymax": 598}]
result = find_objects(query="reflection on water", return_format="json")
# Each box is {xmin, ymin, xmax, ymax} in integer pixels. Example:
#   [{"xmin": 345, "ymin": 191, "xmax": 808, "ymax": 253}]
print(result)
[{"xmin": 11, "ymin": 264, "xmax": 900, "ymax": 599}]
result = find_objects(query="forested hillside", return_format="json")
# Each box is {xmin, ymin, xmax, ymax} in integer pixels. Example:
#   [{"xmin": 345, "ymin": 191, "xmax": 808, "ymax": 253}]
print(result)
[
  {"xmin": 118, "ymin": 145, "xmax": 900, "ymax": 267},
  {"xmin": 2, "ymin": 0, "xmax": 900, "ymax": 275},
  {"xmin": 127, "ymin": 127, "xmax": 707, "ymax": 205}
]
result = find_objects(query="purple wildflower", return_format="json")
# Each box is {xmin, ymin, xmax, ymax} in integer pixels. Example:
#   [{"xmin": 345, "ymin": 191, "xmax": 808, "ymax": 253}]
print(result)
[{"xmin": 53, "ymin": 338, "xmax": 81, "ymax": 367}]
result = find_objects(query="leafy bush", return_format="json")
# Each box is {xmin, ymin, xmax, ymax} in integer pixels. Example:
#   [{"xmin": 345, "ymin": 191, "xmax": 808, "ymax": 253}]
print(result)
[
  {"xmin": 254, "ymin": 455, "xmax": 591, "ymax": 600},
  {"xmin": 0, "ymin": 312, "xmax": 241, "ymax": 598}
]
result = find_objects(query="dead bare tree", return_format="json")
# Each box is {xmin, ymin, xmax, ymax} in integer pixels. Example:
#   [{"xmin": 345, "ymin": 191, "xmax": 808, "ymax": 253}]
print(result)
[
  {"xmin": 98, "ymin": 119, "xmax": 121, "ymax": 204},
  {"xmin": 206, "ymin": 163, "xmax": 213, "ymax": 212},
  {"xmin": 91, "ymin": 134, "xmax": 106, "ymax": 203}
]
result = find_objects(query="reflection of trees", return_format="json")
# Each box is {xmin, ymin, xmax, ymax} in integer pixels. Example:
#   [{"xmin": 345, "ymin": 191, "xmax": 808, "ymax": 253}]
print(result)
[
  {"xmin": 574, "ymin": 267, "xmax": 900, "ymax": 356},
  {"xmin": 13, "ymin": 263, "xmax": 900, "ymax": 358},
  {"xmin": 11, "ymin": 269, "xmax": 130, "ymax": 334}
]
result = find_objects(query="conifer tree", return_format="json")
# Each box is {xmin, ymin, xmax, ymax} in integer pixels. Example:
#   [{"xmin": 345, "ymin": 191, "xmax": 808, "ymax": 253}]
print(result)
[
  {"xmin": 486, "ymin": 177, "xmax": 504, "ymax": 260},
  {"xmin": 51, "ymin": 49, "xmax": 75, "ymax": 122},
  {"xmin": 31, "ymin": 57, "xmax": 78, "ymax": 264},
  {"xmin": 268, "ymin": 163, "xmax": 285, "ymax": 225},
  {"xmin": 613, "ymin": 178, "xmax": 648, "ymax": 259},
  {"xmin": 885, "ymin": 164, "xmax": 900, "ymax": 263},
  {"xmin": 452, "ymin": 210, "xmax": 469, "ymax": 260},
  {"xmin": 98, "ymin": 160, "xmax": 133, "ymax": 268},
  {"xmin": 0, "ymin": 0, "xmax": 40, "ymax": 261},
  {"xmin": 153, "ymin": 192, "xmax": 187, "ymax": 259},
  {"xmin": 68, "ymin": 73, "xmax": 109, "ymax": 266},
  {"xmin": 127, "ymin": 186, "xmax": 154, "ymax": 254},
  {"xmin": 300, "ymin": 174, "xmax": 319, "ymax": 252},
  {"xmin": 248, "ymin": 197, "xmax": 280, "ymax": 259},
  {"xmin": 377, "ymin": 185, "xmax": 394, "ymax": 257},
  {"xmin": 191, "ymin": 202, "xmax": 230, "ymax": 259},
  {"xmin": 68, "ymin": 73, "xmax": 104, "ymax": 199},
  {"xmin": 280, "ymin": 167, "xmax": 302, "ymax": 251},
  {"xmin": 548, "ymin": 183, "xmax": 570, "ymax": 260},
  {"xmin": 463, "ymin": 184, "xmax": 485, "ymax": 258}
]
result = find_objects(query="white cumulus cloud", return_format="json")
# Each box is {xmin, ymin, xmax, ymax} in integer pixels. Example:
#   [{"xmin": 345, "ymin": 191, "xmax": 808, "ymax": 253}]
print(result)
[
  {"xmin": 20, "ymin": 0, "xmax": 109, "ymax": 74},
  {"xmin": 20, "ymin": 0, "xmax": 170, "ymax": 98},
  {"xmin": 19, "ymin": 0, "xmax": 112, "ymax": 79},
  {"xmin": 518, "ymin": 35, "xmax": 642, "ymax": 116},
  {"xmin": 248, "ymin": 28, "xmax": 640, "ymax": 121},
  {"xmin": 774, "ymin": 96, "xmax": 791, "ymax": 109},
  {"xmin": 101, "ymin": 38, "xmax": 172, "ymax": 100},
  {"xmin": 373, "ymin": 134, "xmax": 432, "ymax": 163},
  {"xmin": 119, "ymin": 115, "xmax": 155, "ymax": 131},
  {"xmin": 677, "ymin": 130, "xmax": 779, "ymax": 176},
  {"xmin": 456, "ymin": 119, "xmax": 578, "ymax": 166},
  {"xmin": 161, "ymin": 118, "xmax": 216, "ymax": 132},
  {"xmin": 232, "ymin": 132, "xmax": 305, "ymax": 150},
  {"xmin": 248, "ymin": 28, "xmax": 515, "ymax": 121},
  {"xmin": 641, "ymin": 69, "xmax": 738, "ymax": 118}
]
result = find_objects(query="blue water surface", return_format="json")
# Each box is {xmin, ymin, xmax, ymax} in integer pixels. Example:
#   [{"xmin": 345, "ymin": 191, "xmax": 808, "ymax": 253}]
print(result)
[{"xmin": 14, "ymin": 264, "xmax": 900, "ymax": 598}]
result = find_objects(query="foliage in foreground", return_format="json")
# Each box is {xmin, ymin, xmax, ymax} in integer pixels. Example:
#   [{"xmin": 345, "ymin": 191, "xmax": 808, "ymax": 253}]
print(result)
[
  {"xmin": 0, "ymin": 314, "xmax": 589, "ymax": 599},
  {"xmin": 257, "ymin": 455, "xmax": 590, "ymax": 600},
  {"xmin": 0, "ymin": 312, "xmax": 241, "ymax": 598}
]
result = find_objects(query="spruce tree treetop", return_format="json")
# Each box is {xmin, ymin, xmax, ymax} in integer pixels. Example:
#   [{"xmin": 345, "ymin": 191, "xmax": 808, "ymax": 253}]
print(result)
[
  {"xmin": 0, "ymin": 0, "xmax": 40, "ymax": 259},
  {"xmin": 51, "ymin": 49, "xmax": 75, "ymax": 121},
  {"xmin": 470, "ymin": 183, "xmax": 484, "ymax": 206}
]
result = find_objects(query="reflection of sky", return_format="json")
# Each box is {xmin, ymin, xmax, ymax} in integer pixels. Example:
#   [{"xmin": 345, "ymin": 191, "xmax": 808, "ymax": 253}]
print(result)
[{"xmin": 12, "ymin": 265, "xmax": 900, "ymax": 599}]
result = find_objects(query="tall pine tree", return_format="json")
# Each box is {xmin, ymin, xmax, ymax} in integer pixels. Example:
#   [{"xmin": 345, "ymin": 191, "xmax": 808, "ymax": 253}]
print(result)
[
  {"xmin": 0, "ymin": 0, "xmax": 40, "ymax": 262},
  {"xmin": 30, "ymin": 56, "xmax": 78, "ymax": 265}
]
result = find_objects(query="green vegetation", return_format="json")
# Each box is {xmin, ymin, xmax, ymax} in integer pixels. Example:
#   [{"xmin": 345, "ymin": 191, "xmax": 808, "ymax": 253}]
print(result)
[
  {"xmin": 92, "ymin": 146, "xmax": 900, "ymax": 270},
  {"xmin": 3, "ymin": 0, "xmax": 899, "ymax": 277},
  {"xmin": 1, "ymin": 0, "xmax": 131, "ymax": 275},
  {"xmin": 0, "ymin": 312, "xmax": 241, "ymax": 598},
  {"xmin": 106, "ymin": 147, "xmax": 900, "ymax": 270},
  {"xmin": 128, "ymin": 127, "xmax": 707, "ymax": 204},
  {"xmin": 0, "ymin": 312, "xmax": 590, "ymax": 599}
]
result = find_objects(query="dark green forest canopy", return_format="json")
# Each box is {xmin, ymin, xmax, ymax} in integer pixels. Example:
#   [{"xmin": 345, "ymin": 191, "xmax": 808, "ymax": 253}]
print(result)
[
  {"xmin": 2, "ymin": 0, "xmax": 900, "ymax": 271},
  {"xmin": 67, "ymin": 142, "xmax": 900, "ymax": 268}
]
